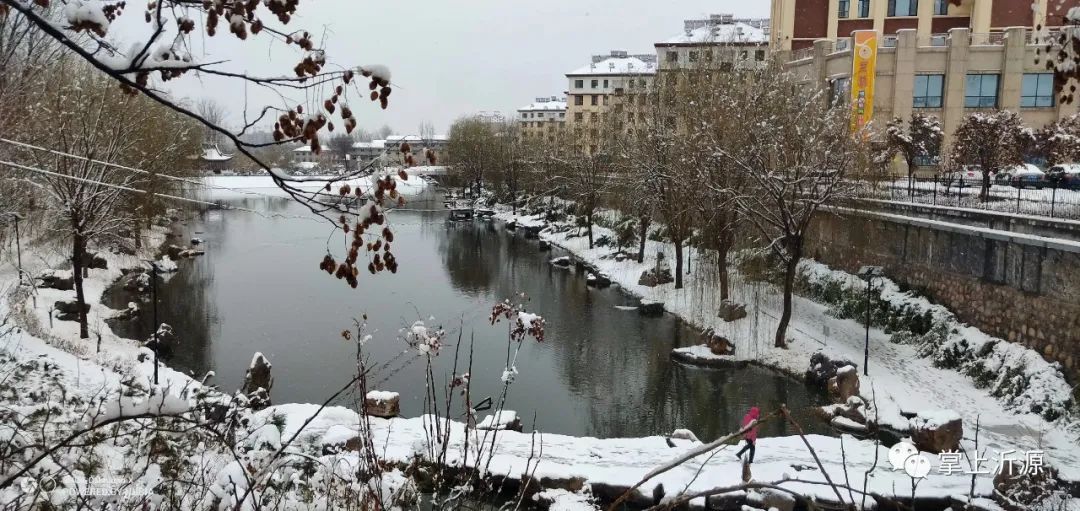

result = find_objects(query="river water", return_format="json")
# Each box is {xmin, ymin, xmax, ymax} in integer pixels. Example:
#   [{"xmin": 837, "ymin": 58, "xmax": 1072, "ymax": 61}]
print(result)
[{"xmin": 105, "ymin": 189, "xmax": 828, "ymax": 440}]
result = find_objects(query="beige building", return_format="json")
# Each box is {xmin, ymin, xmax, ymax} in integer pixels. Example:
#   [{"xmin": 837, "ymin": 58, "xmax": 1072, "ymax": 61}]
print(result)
[
  {"xmin": 516, "ymin": 96, "xmax": 567, "ymax": 143},
  {"xmin": 565, "ymin": 50, "xmax": 658, "ymax": 154},
  {"xmin": 771, "ymin": 0, "xmax": 1073, "ymax": 53},
  {"xmin": 655, "ymin": 14, "xmax": 771, "ymax": 72},
  {"xmin": 786, "ymin": 26, "xmax": 1077, "ymax": 173}
]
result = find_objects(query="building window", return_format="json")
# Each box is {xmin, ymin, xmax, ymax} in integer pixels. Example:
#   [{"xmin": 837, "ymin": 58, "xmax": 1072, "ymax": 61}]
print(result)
[
  {"xmin": 666, "ymin": 51, "xmax": 678, "ymax": 63},
  {"xmin": 965, "ymin": 74, "xmax": 999, "ymax": 108},
  {"xmin": 1021, "ymin": 73, "xmax": 1054, "ymax": 107},
  {"xmin": 839, "ymin": 0, "xmax": 850, "ymax": 18},
  {"xmin": 829, "ymin": 77, "xmax": 851, "ymax": 106},
  {"xmin": 574, "ymin": 79, "xmax": 583, "ymax": 88},
  {"xmin": 521, "ymin": 112, "xmax": 527, "ymax": 118},
  {"xmin": 590, "ymin": 79, "xmax": 598, "ymax": 89},
  {"xmin": 590, "ymin": 95, "xmax": 598, "ymax": 106},
  {"xmin": 888, "ymin": 0, "xmax": 917, "ymax": 16},
  {"xmin": 689, "ymin": 51, "xmax": 699, "ymax": 62},
  {"xmin": 858, "ymin": 0, "xmax": 870, "ymax": 17},
  {"xmin": 720, "ymin": 62, "xmax": 733, "ymax": 72},
  {"xmin": 574, "ymin": 95, "xmax": 584, "ymax": 106},
  {"xmin": 603, "ymin": 79, "xmax": 609, "ymax": 88},
  {"xmin": 934, "ymin": 0, "xmax": 948, "ymax": 15},
  {"xmin": 574, "ymin": 112, "xmax": 583, "ymax": 121},
  {"xmin": 537, "ymin": 112, "xmax": 544, "ymax": 118},
  {"xmin": 755, "ymin": 49, "xmax": 766, "ymax": 61},
  {"xmin": 913, "ymin": 74, "xmax": 944, "ymax": 108}
]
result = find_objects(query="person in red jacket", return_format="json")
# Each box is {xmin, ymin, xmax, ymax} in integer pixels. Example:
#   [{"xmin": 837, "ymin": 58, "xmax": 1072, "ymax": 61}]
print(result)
[{"xmin": 735, "ymin": 406, "xmax": 760, "ymax": 464}]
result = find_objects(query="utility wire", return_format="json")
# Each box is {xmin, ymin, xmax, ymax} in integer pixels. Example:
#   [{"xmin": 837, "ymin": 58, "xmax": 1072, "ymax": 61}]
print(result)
[{"xmin": 0, "ymin": 159, "xmax": 320, "ymax": 222}]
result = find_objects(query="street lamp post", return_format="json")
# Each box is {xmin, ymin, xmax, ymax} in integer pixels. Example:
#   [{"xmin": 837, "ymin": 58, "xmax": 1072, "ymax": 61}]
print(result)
[{"xmin": 857, "ymin": 265, "xmax": 883, "ymax": 377}]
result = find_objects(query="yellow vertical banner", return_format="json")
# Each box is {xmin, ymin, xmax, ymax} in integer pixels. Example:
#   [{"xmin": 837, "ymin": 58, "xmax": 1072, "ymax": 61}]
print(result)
[{"xmin": 850, "ymin": 30, "xmax": 878, "ymax": 132}]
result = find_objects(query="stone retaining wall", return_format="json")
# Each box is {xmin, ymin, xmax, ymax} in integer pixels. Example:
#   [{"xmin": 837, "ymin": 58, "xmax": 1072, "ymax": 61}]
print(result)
[{"xmin": 808, "ymin": 211, "xmax": 1080, "ymax": 381}]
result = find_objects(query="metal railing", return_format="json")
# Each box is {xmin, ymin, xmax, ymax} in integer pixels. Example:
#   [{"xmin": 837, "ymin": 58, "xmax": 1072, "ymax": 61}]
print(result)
[{"xmin": 853, "ymin": 176, "xmax": 1080, "ymax": 220}]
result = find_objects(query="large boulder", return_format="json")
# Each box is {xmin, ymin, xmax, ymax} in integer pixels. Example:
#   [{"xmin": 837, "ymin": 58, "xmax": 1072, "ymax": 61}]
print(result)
[
  {"xmin": 718, "ymin": 300, "xmax": 748, "ymax": 322},
  {"xmin": 145, "ymin": 323, "xmax": 178, "ymax": 358},
  {"xmin": 550, "ymin": 256, "xmax": 572, "ymax": 268},
  {"xmin": 638, "ymin": 300, "xmax": 664, "ymax": 317},
  {"xmin": 909, "ymin": 410, "xmax": 963, "ymax": 453},
  {"xmin": 82, "ymin": 252, "xmax": 108, "ymax": 270},
  {"xmin": 700, "ymin": 328, "xmax": 735, "ymax": 356},
  {"xmin": 241, "ymin": 353, "xmax": 274, "ymax": 410},
  {"xmin": 992, "ymin": 459, "xmax": 1060, "ymax": 511},
  {"xmin": 827, "ymin": 365, "xmax": 860, "ymax": 403},
  {"xmin": 122, "ymin": 271, "xmax": 151, "ymax": 293},
  {"xmin": 637, "ymin": 269, "xmax": 673, "ymax": 287},
  {"xmin": 164, "ymin": 244, "xmax": 185, "ymax": 259},
  {"xmin": 37, "ymin": 270, "xmax": 73, "ymax": 290},
  {"xmin": 805, "ymin": 352, "xmax": 858, "ymax": 388},
  {"xmin": 364, "ymin": 390, "xmax": 400, "ymax": 418},
  {"xmin": 54, "ymin": 300, "xmax": 89, "ymax": 321},
  {"xmin": 586, "ymin": 273, "xmax": 612, "ymax": 288}
]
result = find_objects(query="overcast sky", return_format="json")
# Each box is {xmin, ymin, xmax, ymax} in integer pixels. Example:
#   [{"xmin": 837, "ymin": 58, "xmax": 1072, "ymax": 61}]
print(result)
[{"xmin": 139, "ymin": 0, "xmax": 768, "ymax": 136}]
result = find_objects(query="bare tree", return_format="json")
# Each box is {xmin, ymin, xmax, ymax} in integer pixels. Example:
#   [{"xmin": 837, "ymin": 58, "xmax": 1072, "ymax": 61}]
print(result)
[
  {"xmin": 13, "ymin": 62, "xmax": 198, "ymax": 339},
  {"xmin": 0, "ymin": 0, "xmax": 420, "ymax": 285},
  {"xmin": 196, "ymin": 98, "xmax": 228, "ymax": 148},
  {"xmin": 949, "ymin": 111, "xmax": 1033, "ymax": 201},
  {"xmin": 447, "ymin": 116, "xmax": 497, "ymax": 196},
  {"xmin": 720, "ymin": 66, "xmax": 865, "ymax": 348},
  {"xmin": 883, "ymin": 113, "xmax": 943, "ymax": 196}
]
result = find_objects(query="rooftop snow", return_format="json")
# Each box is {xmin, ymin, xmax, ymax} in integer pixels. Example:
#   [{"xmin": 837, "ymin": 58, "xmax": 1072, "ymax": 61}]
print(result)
[
  {"xmin": 518, "ymin": 99, "xmax": 567, "ymax": 112},
  {"xmin": 659, "ymin": 22, "xmax": 768, "ymax": 45},
  {"xmin": 353, "ymin": 140, "xmax": 387, "ymax": 149},
  {"xmin": 567, "ymin": 56, "xmax": 657, "ymax": 76}
]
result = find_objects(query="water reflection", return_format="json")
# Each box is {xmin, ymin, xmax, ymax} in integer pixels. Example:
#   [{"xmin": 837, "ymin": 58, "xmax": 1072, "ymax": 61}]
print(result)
[{"xmin": 104, "ymin": 194, "xmax": 828, "ymax": 439}]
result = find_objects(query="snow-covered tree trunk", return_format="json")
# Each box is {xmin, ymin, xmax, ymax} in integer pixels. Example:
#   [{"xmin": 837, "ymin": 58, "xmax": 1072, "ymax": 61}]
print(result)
[
  {"xmin": 70, "ymin": 220, "xmax": 89, "ymax": 339},
  {"xmin": 637, "ymin": 214, "xmax": 649, "ymax": 264}
]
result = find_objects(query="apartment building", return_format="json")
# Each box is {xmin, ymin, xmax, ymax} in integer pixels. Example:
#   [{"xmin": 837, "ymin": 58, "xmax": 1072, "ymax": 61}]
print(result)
[
  {"xmin": 655, "ymin": 14, "xmax": 771, "ymax": 72},
  {"xmin": 516, "ymin": 96, "xmax": 567, "ymax": 142},
  {"xmin": 771, "ymin": 0, "xmax": 1073, "ymax": 51},
  {"xmin": 786, "ymin": 26, "xmax": 1078, "ymax": 173},
  {"xmin": 565, "ymin": 50, "xmax": 658, "ymax": 154}
]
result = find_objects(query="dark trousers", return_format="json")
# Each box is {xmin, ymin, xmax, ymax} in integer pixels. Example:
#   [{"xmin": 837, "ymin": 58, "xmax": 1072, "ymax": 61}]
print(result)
[{"xmin": 736, "ymin": 439, "xmax": 756, "ymax": 463}]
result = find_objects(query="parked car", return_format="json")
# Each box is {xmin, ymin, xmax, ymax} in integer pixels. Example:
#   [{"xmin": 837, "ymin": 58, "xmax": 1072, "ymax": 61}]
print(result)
[
  {"xmin": 945, "ymin": 165, "xmax": 982, "ymax": 187},
  {"xmin": 1008, "ymin": 163, "xmax": 1047, "ymax": 189},
  {"xmin": 1047, "ymin": 164, "xmax": 1080, "ymax": 190}
]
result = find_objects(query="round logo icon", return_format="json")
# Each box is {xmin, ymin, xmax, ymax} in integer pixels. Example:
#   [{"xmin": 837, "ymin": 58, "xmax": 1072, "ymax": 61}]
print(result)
[
  {"xmin": 858, "ymin": 45, "xmax": 873, "ymax": 59},
  {"xmin": 18, "ymin": 476, "xmax": 55, "ymax": 494},
  {"xmin": 888, "ymin": 442, "xmax": 919, "ymax": 470},
  {"xmin": 18, "ymin": 478, "xmax": 37, "ymax": 494},
  {"xmin": 904, "ymin": 454, "xmax": 933, "ymax": 479}
]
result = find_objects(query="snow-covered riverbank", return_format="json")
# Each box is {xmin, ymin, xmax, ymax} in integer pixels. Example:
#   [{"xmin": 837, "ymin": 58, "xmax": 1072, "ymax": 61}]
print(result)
[
  {"xmin": 2, "ymin": 177, "xmax": 1076, "ymax": 510},
  {"xmin": 493, "ymin": 208, "xmax": 1080, "ymax": 491}
]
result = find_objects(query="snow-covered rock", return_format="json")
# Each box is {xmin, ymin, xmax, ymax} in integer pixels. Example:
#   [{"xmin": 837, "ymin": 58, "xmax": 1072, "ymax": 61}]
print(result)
[
  {"xmin": 909, "ymin": 409, "xmax": 963, "ymax": 453},
  {"xmin": 364, "ymin": 390, "xmax": 400, "ymax": 418}
]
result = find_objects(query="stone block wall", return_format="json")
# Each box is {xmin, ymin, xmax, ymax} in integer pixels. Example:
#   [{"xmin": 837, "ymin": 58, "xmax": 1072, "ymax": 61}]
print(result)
[{"xmin": 807, "ymin": 212, "xmax": 1080, "ymax": 381}]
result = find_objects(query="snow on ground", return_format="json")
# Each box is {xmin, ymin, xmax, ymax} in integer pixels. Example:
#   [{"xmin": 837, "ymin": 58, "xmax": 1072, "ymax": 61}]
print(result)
[
  {"xmin": 268, "ymin": 403, "xmax": 994, "ymax": 506},
  {"xmin": 199, "ymin": 171, "xmax": 430, "ymax": 202},
  {"xmin": 494, "ymin": 209, "xmax": 1080, "ymax": 484}
]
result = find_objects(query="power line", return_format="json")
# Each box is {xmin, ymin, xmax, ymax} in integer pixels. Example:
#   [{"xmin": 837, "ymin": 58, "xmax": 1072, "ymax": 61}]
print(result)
[
  {"xmin": 0, "ymin": 159, "xmax": 319, "ymax": 222},
  {"xmin": 0, "ymin": 137, "xmax": 278, "ymax": 200}
]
